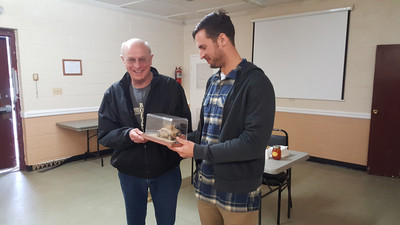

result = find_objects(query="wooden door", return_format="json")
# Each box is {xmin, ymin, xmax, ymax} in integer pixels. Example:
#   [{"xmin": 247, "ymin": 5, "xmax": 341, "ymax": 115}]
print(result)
[
  {"xmin": 0, "ymin": 28, "xmax": 24, "ymax": 171},
  {"xmin": 367, "ymin": 44, "xmax": 400, "ymax": 178},
  {"xmin": 0, "ymin": 36, "xmax": 16, "ymax": 170}
]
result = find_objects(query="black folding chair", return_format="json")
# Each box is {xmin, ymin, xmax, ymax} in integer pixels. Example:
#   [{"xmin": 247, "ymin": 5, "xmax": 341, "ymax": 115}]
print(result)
[{"xmin": 259, "ymin": 128, "xmax": 291, "ymax": 225}]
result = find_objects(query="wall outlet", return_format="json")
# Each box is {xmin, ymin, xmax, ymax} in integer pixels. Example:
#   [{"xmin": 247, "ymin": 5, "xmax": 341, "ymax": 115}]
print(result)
[{"xmin": 53, "ymin": 88, "xmax": 63, "ymax": 95}]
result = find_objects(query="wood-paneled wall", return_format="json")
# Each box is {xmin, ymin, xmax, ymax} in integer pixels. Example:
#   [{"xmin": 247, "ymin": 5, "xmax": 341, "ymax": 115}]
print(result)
[
  {"xmin": 274, "ymin": 112, "xmax": 370, "ymax": 166},
  {"xmin": 21, "ymin": 111, "xmax": 370, "ymax": 166},
  {"xmin": 22, "ymin": 112, "xmax": 105, "ymax": 166}
]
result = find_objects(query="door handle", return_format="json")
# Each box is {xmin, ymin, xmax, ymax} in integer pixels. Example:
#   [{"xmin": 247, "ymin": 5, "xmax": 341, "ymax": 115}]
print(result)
[
  {"xmin": 372, "ymin": 109, "xmax": 378, "ymax": 115},
  {"xmin": 0, "ymin": 105, "xmax": 12, "ymax": 113}
]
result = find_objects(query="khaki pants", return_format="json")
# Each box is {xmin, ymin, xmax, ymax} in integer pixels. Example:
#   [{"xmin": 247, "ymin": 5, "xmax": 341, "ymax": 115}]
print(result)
[{"xmin": 197, "ymin": 199, "xmax": 259, "ymax": 225}]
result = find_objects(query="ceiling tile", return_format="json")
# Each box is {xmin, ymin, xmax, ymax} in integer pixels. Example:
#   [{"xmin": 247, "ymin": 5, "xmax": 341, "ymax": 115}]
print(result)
[
  {"xmin": 123, "ymin": 0, "xmax": 187, "ymax": 17},
  {"xmin": 92, "ymin": 0, "xmax": 142, "ymax": 6},
  {"xmin": 88, "ymin": 0, "xmax": 299, "ymax": 22}
]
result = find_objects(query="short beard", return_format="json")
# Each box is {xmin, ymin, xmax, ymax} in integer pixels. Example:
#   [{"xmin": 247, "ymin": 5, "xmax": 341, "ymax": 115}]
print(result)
[{"xmin": 208, "ymin": 47, "xmax": 224, "ymax": 69}]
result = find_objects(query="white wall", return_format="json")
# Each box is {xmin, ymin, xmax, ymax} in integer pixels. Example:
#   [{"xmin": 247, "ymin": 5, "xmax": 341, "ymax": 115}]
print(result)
[
  {"xmin": 183, "ymin": 0, "xmax": 400, "ymax": 119},
  {"xmin": 2, "ymin": 0, "xmax": 398, "ymax": 165},
  {"xmin": 182, "ymin": 0, "xmax": 400, "ymax": 165},
  {"xmin": 0, "ymin": 0, "xmax": 183, "ymax": 115},
  {"xmin": 1, "ymin": 0, "xmax": 398, "ymax": 118}
]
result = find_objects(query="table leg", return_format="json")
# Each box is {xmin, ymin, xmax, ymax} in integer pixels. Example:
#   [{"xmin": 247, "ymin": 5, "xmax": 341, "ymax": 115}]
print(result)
[
  {"xmin": 278, "ymin": 184, "xmax": 282, "ymax": 225},
  {"xmin": 84, "ymin": 129, "xmax": 103, "ymax": 167},
  {"xmin": 85, "ymin": 130, "xmax": 90, "ymax": 161},
  {"xmin": 258, "ymin": 192, "xmax": 262, "ymax": 225},
  {"xmin": 287, "ymin": 168, "xmax": 292, "ymax": 218},
  {"xmin": 96, "ymin": 129, "xmax": 103, "ymax": 167}
]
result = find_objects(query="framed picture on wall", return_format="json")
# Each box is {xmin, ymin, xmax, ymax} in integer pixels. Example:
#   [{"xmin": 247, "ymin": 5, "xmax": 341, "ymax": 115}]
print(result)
[{"xmin": 62, "ymin": 59, "xmax": 82, "ymax": 76}]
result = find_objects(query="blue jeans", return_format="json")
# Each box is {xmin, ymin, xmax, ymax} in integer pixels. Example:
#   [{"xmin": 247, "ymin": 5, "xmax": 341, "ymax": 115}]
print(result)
[{"xmin": 118, "ymin": 166, "xmax": 182, "ymax": 225}]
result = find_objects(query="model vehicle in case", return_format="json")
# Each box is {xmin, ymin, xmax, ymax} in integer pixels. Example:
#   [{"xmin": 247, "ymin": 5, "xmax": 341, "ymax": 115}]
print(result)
[{"xmin": 142, "ymin": 113, "xmax": 188, "ymax": 147}]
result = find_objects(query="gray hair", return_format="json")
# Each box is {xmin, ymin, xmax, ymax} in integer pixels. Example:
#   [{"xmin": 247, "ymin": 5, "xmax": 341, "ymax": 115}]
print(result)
[{"xmin": 120, "ymin": 38, "xmax": 152, "ymax": 57}]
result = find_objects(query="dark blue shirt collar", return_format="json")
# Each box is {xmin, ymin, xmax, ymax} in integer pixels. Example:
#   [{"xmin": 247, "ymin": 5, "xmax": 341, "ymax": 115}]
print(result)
[{"xmin": 218, "ymin": 58, "xmax": 247, "ymax": 80}]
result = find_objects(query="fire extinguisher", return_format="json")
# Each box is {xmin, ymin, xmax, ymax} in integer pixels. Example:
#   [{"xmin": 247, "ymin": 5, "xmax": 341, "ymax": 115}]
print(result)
[{"xmin": 175, "ymin": 67, "xmax": 182, "ymax": 85}]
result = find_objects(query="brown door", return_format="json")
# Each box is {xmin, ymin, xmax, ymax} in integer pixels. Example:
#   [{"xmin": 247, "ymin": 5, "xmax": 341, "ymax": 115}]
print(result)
[
  {"xmin": 367, "ymin": 44, "xmax": 400, "ymax": 178},
  {"xmin": 0, "ymin": 28, "xmax": 24, "ymax": 171}
]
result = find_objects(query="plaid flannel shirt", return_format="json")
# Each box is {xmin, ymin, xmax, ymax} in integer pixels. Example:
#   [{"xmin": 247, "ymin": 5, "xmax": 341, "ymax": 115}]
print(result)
[{"xmin": 194, "ymin": 60, "xmax": 261, "ymax": 212}]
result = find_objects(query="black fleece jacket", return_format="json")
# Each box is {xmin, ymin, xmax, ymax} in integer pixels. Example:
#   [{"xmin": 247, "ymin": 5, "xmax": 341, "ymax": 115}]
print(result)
[
  {"xmin": 190, "ymin": 61, "xmax": 275, "ymax": 193},
  {"xmin": 98, "ymin": 67, "xmax": 192, "ymax": 178}
]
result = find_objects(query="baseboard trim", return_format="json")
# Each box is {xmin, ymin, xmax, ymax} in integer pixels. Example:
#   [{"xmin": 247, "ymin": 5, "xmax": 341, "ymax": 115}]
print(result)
[
  {"xmin": 63, "ymin": 148, "xmax": 114, "ymax": 164},
  {"xmin": 308, "ymin": 156, "xmax": 367, "ymax": 171},
  {"xmin": 26, "ymin": 149, "xmax": 113, "ymax": 172},
  {"xmin": 25, "ymin": 149, "xmax": 198, "ymax": 185}
]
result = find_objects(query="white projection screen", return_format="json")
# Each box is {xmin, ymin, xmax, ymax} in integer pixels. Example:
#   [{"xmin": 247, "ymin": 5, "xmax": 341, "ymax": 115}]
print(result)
[{"xmin": 252, "ymin": 8, "xmax": 351, "ymax": 101}]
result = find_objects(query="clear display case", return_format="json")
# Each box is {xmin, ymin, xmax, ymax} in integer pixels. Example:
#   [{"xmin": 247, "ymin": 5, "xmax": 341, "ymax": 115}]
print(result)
[{"xmin": 142, "ymin": 113, "xmax": 188, "ymax": 147}]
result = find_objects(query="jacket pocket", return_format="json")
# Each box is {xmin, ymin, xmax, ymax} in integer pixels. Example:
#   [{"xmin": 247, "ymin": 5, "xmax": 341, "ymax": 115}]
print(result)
[
  {"xmin": 213, "ymin": 159, "xmax": 264, "ymax": 181},
  {"xmin": 110, "ymin": 148, "xmax": 146, "ymax": 172}
]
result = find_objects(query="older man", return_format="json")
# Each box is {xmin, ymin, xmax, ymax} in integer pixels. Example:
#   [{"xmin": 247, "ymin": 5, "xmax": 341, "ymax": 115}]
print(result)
[{"xmin": 98, "ymin": 38, "xmax": 191, "ymax": 225}]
